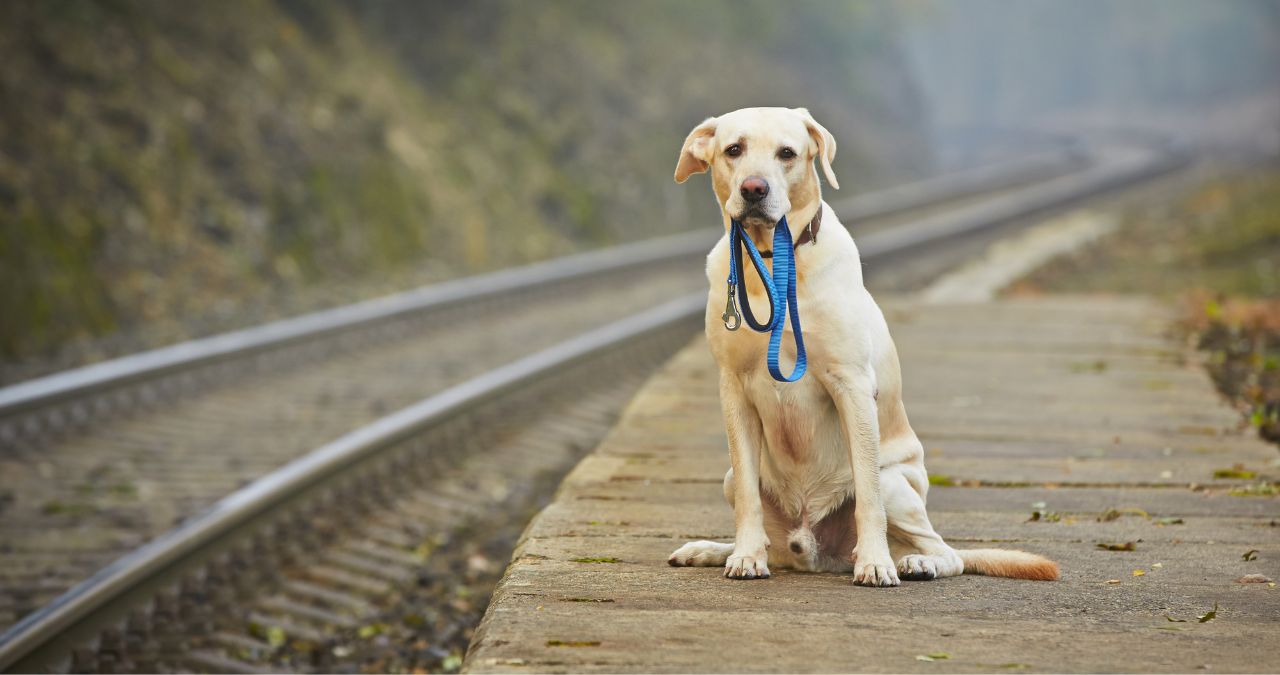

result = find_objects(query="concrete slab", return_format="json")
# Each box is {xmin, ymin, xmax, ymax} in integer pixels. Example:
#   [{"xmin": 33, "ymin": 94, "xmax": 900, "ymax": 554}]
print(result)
[{"xmin": 466, "ymin": 297, "xmax": 1279, "ymax": 673}]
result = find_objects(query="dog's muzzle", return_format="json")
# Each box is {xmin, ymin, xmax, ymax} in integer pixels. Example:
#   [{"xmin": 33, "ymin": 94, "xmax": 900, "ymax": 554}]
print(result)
[
  {"xmin": 736, "ymin": 177, "xmax": 777, "ymax": 226},
  {"xmin": 735, "ymin": 207, "xmax": 776, "ymax": 227}
]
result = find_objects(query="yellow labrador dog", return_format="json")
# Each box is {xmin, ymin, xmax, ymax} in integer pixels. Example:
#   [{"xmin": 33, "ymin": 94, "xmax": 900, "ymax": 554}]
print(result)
[{"xmin": 668, "ymin": 107, "xmax": 1058, "ymax": 586}]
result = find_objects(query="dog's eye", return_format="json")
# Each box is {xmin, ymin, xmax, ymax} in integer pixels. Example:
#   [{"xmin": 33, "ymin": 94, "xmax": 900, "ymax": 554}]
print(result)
[
  {"xmin": 778, "ymin": 147, "xmax": 797, "ymax": 160},
  {"xmin": 725, "ymin": 144, "xmax": 743, "ymax": 158}
]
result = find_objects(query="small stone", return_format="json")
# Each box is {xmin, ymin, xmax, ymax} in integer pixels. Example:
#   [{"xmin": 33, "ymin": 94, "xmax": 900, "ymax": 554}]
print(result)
[{"xmin": 1236, "ymin": 573, "xmax": 1273, "ymax": 584}]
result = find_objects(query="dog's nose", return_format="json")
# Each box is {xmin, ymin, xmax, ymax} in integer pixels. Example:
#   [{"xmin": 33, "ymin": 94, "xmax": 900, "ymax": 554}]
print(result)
[{"xmin": 740, "ymin": 177, "xmax": 769, "ymax": 202}]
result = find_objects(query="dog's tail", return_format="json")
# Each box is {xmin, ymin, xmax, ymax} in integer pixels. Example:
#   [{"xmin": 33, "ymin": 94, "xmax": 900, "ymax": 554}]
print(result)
[{"xmin": 958, "ymin": 549, "xmax": 1059, "ymax": 581}]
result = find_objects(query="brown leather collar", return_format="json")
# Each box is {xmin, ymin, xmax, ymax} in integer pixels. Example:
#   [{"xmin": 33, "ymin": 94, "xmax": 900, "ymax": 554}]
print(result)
[{"xmin": 759, "ymin": 207, "xmax": 822, "ymax": 258}]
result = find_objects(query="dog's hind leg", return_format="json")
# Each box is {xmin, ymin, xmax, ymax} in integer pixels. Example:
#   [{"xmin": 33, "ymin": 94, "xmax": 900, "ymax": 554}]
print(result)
[
  {"xmin": 669, "ymin": 469, "xmax": 738, "ymax": 567},
  {"xmin": 668, "ymin": 540, "xmax": 734, "ymax": 567},
  {"xmin": 883, "ymin": 463, "xmax": 963, "ymax": 580}
]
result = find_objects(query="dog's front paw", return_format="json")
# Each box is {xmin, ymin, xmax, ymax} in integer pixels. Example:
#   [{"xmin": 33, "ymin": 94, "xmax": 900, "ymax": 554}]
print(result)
[
  {"xmin": 724, "ymin": 549, "xmax": 770, "ymax": 580},
  {"xmin": 851, "ymin": 547, "xmax": 900, "ymax": 587}
]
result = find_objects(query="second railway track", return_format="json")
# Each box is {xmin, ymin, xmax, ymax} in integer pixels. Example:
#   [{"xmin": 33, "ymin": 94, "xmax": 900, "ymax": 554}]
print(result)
[{"xmin": 0, "ymin": 143, "xmax": 1185, "ymax": 672}]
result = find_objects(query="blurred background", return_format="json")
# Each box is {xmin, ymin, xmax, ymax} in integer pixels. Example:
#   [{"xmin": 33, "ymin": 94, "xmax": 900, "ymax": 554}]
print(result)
[
  {"xmin": 2, "ymin": 0, "xmax": 1276, "ymax": 383},
  {"xmin": 2, "ymin": 3, "xmax": 1279, "ymax": 672}
]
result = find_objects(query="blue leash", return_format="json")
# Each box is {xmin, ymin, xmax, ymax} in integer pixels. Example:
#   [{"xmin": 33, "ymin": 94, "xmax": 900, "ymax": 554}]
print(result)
[{"xmin": 721, "ymin": 217, "xmax": 807, "ymax": 382}]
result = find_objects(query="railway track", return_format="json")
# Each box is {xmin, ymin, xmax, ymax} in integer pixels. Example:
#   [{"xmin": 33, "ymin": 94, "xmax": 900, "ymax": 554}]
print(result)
[{"xmin": 0, "ymin": 143, "xmax": 1185, "ymax": 672}]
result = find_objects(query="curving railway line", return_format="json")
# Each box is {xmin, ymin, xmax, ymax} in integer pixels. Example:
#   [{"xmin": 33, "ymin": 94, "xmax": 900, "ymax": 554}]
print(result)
[{"xmin": 0, "ymin": 142, "xmax": 1185, "ymax": 673}]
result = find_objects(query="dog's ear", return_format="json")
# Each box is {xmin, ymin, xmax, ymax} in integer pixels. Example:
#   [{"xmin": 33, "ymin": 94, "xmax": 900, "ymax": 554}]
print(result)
[
  {"xmin": 674, "ymin": 117, "xmax": 718, "ymax": 183},
  {"xmin": 795, "ymin": 108, "xmax": 839, "ymax": 190}
]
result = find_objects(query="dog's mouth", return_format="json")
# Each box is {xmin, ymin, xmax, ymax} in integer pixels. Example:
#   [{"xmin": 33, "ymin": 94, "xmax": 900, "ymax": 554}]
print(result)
[{"xmin": 734, "ymin": 205, "xmax": 777, "ymax": 228}]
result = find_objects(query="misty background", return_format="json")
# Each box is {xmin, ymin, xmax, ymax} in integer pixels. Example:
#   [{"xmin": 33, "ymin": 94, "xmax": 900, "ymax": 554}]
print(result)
[{"xmin": 1, "ymin": 0, "xmax": 1277, "ymax": 380}]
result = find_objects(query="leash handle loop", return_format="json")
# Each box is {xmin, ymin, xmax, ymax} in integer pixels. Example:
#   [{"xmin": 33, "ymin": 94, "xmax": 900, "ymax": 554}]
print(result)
[{"xmin": 728, "ymin": 221, "xmax": 776, "ymax": 332}]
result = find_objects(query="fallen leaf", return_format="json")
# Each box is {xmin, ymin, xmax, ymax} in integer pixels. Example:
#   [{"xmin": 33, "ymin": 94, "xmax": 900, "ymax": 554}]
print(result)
[
  {"xmin": 1197, "ymin": 602, "xmax": 1219, "ymax": 623},
  {"xmin": 1097, "ymin": 542, "xmax": 1137, "ymax": 551},
  {"xmin": 916, "ymin": 652, "xmax": 951, "ymax": 662},
  {"xmin": 1098, "ymin": 507, "xmax": 1150, "ymax": 522},
  {"xmin": 1106, "ymin": 579, "xmax": 1121, "ymax": 585},
  {"xmin": 1236, "ymin": 574, "xmax": 1273, "ymax": 584},
  {"xmin": 1165, "ymin": 615, "xmax": 1188, "ymax": 623},
  {"xmin": 1133, "ymin": 569, "xmax": 1146, "ymax": 577},
  {"xmin": 1156, "ymin": 517, "xmax": 1185, "ymax": 525},
  {"xmin": 928, "ymin": 474, "xmax": 955, "ymax": 486},
  {"xmin": 1242, "ymin": 549, "xmax": 1259, "ymax": 562},
  {"xmin": 1152, "ymin": 563, "xmax": 1164, "ymax": 569},
  {"xmin": 1028, "ymin": 508, "xmax": 1062, "ymax": 522}
]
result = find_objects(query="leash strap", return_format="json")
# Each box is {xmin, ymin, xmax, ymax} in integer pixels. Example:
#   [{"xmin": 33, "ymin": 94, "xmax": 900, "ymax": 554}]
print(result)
[
  {"xmin": 723, "ymin": 217, "xmax": 808, "ymax": 382},
  {"xmin": 726, "ymin": 221, "xmax": 775, "ymax": 332}
]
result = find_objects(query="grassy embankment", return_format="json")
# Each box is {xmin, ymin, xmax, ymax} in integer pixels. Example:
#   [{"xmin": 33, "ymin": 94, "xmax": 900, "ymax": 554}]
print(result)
[{"xmin": 0, "ymin": 0, "xmax": 930, "ymax": 381}]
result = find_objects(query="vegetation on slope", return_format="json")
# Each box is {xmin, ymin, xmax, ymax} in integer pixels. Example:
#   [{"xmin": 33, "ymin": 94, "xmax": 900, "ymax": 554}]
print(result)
[{"xmin": 0, "ymin": 0, "xmax": 930, "ymax": 376}]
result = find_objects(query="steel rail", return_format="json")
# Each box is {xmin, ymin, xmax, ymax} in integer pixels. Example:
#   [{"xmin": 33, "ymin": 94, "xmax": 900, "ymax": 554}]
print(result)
[
  {"xmin": 0, "ymin": 231, "xmax": 714, "ymax": 420},
  {"xmin": 858, "ymin": 147, "xmax": 1186, "ymax": 259},
  {"xmin": 828, "ymin": 148, "xmax": 1086, "ymax": 221},
  {"xmin": 0, "ymin": 143, "xmax": 1186, "ymax": 671}
]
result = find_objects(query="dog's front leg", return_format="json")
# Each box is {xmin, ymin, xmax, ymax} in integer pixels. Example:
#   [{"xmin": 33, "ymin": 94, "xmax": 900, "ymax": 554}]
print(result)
[
  {"xmin": 827, "ymin": 369, "xmax": 900, "ymax": 587},
  {"xmin": 720, "ymin": 372, "xmax": 771, "ymax": 579}
]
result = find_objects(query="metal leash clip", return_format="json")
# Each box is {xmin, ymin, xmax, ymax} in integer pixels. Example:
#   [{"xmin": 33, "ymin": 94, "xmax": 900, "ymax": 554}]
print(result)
[{"xmin": 722, "ymin": 283, "xmax": 741, "ymax": 331}]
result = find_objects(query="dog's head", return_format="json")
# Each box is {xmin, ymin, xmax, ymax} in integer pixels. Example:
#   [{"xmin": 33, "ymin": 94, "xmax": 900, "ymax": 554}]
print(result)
[{"xmin": 674, "ymin": 107, "xmax": 839, "ymax": 229}]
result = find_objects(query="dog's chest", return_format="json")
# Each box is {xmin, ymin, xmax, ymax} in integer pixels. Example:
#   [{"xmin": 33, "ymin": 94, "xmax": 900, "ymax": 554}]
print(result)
[
  {"xmin": 747, "ymin": 368, "xmax": 844, "ymax": 466},
  {"xmin": 746, "ymin": 373, "xmax": 850, "ymax": 513},
  {"xmin": 750, "ymin": 378, "xmax": 824, "ymax": 460}
]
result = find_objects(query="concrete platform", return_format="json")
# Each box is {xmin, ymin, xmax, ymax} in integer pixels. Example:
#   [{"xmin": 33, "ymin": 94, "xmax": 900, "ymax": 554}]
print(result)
[{"xmin": 464, "ymin": 297, "xmax": 1279, "ymax": 673}]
